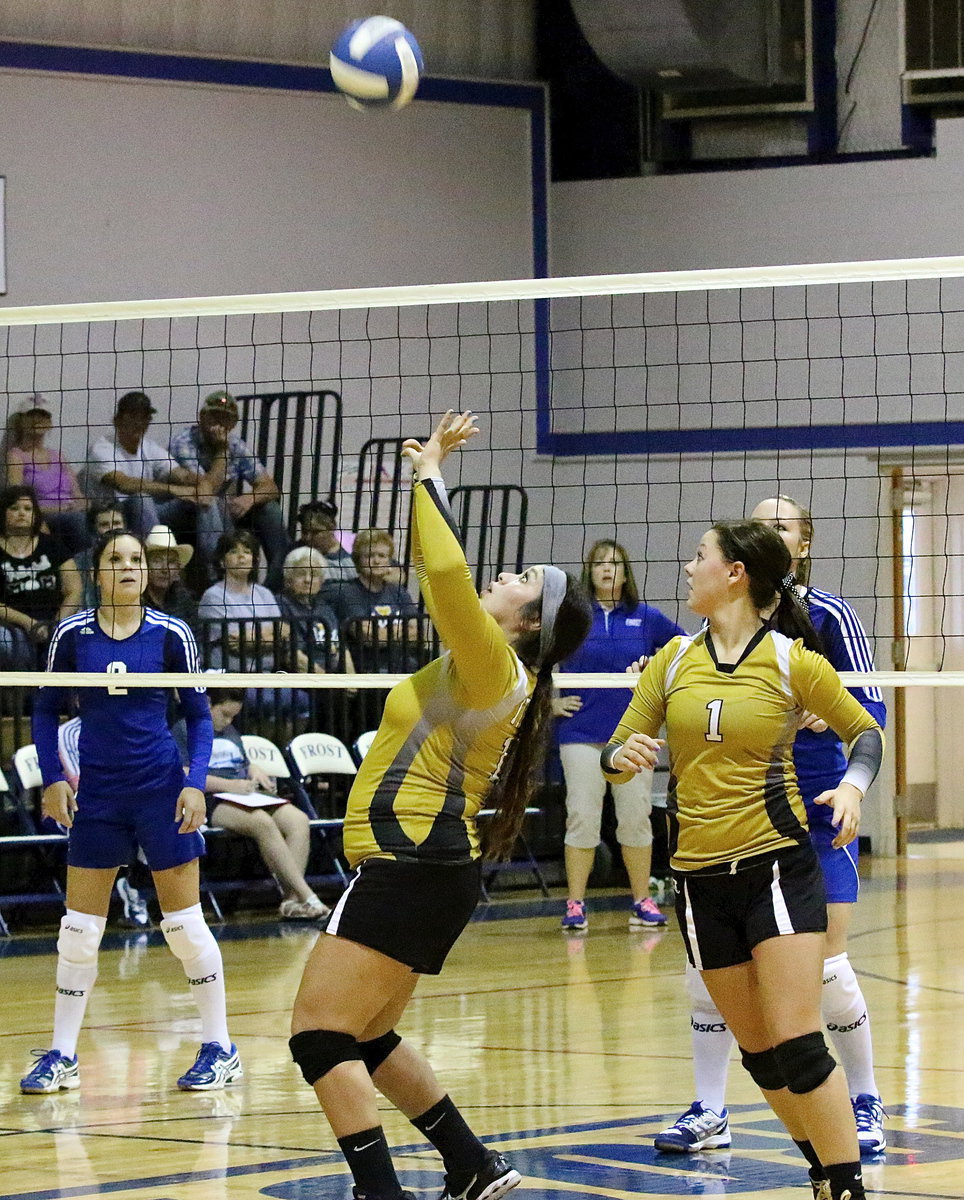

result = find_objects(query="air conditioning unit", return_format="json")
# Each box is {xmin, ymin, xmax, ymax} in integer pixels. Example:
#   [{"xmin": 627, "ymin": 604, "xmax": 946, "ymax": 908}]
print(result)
[{"xmin": 569, "ymin": 0, "xmax": 811, "ymax": 120}]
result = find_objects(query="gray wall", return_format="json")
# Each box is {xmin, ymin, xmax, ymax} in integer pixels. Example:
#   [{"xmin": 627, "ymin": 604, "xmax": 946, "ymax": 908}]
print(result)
[{"xmin": 0, "ymin": 70, "xmax": 535, "ymax": 307}]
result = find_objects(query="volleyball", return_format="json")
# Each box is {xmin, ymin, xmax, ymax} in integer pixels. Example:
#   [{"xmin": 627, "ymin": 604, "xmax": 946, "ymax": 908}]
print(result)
[{"xmin": 329, "ymin": 17, "xmax": 424, "ymax": 111}]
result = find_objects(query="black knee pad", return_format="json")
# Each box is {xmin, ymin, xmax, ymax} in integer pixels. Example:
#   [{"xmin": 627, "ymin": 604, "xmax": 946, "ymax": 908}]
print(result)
[
  {"xmin": 289, "ymin": 1029, "xmax": 363, "ymax": 1086},
  {"xmin": 773, "ymin": 1031, "xmax": 836, "ymax": 1095},
  {"xmin": 358, "ymin": 1029, "xmax": 402, "ymax": 1075},
  {"xmin": 739, "ymin": 1045, "xmax": 786, "ymax": 1092}
]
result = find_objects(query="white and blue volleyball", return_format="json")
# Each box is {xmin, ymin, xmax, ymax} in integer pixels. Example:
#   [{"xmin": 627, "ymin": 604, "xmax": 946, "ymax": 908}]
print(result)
[{"xmin": 329, "ymin": 17, "xmax": 424, "ymax": 111}]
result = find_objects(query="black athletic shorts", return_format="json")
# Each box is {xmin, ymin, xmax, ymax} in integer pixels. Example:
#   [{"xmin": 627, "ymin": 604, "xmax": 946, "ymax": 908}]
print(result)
[
  {"xmin": 326, "ymin": 856, "xmax": 482, "ymax": 975},
  {"xmin": 674, "ymin": 842, "xmax": 828, "ymax": 971}
]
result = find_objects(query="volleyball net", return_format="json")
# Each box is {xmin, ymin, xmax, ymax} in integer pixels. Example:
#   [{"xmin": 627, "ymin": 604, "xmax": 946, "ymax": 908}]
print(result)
[{"xmin": 4, "ymin": 254, "xmax": 964, "ymax": 840}]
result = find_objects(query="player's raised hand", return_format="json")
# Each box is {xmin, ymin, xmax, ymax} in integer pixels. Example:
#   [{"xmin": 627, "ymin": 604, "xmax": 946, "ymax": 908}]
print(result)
[
  {"xmin": 176, "ymin": 786, "xmax": 207, "ymax": 834},
  {"xmin": 625, "ymin": 655, "xmax": 651, "ymax": 676},
  {"xmin": 42, "ymin": 781, "xmax": 77, "ymax": 829},
  {"xmin": 610, "ymin": 733, "xmax": 663, "ymax": 774},
  {"xmin": 403, "ymin": 410, "xmax": 479, "ymax": 476}
]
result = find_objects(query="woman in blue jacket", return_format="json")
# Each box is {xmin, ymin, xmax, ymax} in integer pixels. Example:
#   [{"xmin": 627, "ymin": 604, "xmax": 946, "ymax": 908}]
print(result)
[{"xmin": 557, "ymin": 539, "xmax": 684, "ymax": 930}]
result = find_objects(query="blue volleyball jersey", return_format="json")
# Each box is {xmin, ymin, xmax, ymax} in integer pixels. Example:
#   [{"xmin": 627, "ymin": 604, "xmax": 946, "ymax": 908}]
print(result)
[
  {"xmin": 558, "ymin": 600, "xmax": 685, "ymax": 745},
  {"xmin": 32, "ymin": 607, "xmax": 212, "ymax": 800},
  {"xmin": 794, "ymin": 586, "xmax": 886, "ymax": 797}
]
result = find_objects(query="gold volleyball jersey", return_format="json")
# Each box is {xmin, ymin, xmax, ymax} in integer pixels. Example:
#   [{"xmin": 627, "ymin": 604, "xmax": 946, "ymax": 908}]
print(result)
[
  {"xmin": 608, "ymin": 628, "xmax": 883, "ymax": 871},
  {"xmin": 342, "ymin": 478, "xmax": 535, "ymax": 868}
]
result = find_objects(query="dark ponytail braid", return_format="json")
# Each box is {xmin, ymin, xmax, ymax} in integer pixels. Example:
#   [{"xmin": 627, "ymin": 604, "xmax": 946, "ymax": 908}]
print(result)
[{"xmin": 483, "ymin": 574, "xmax": 592, "ymax": 860}]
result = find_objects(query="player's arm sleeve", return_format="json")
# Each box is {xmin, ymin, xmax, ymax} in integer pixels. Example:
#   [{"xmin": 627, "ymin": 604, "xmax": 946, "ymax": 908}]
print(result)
[
  {"xmin": 168, "ymin": 624, "xmax": 213, "ymax": 790},
  {"xmin": 411, "ymin": 477, "xmax": 518, "ymax": 707},
  {"xmin": 792, "ymin": 645, "xmax": 885, "ymax": 796},
  {"xmin": 32, "ymin": 627, "xmax": 73, "ymax": 787},
  {"xmin": 600, "ymin": 639, "xmax": 675, "ymax": 784}
]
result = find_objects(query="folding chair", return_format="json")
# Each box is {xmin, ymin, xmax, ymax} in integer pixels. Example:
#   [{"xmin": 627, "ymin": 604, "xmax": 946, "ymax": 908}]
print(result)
[
  {"xmin": 278, "ymin": 729, "xmax": 355, "ymax": 883},
  {"xmin": 352, "ymin": 729, "xmax": 378, "ymax": 764},
  {"xmin": 0, "ymin": 745, "xmax": 68, "ymax": 935},
  {"xmin": 239, "ymin": 734, "xmax": 293, "ymax": 782},
  {"xmin": 477, "ymin": 805, "xmax": 551, "ymax": 901},
  {"xmin": 286, "ymin": 733, "xmax": 357, "ymax": 805}
]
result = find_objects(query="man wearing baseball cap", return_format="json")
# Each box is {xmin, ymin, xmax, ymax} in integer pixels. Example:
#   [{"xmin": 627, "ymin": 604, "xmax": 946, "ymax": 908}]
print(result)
[
  {"xmin": 170, "ymin": 391, "xmax": 290, "ymax": 587},
  {"xmin": 84, "ymin": 391, "xmax": 204, "ymax": 538}
]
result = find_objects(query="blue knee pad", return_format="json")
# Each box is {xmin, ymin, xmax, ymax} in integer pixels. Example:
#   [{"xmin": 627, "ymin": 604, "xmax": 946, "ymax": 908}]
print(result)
[
  {"xmin": 289, "ymin": 1029, "xmax": 362, "ymax": 1086},
  {"xmin": 773, "ymin": 1031, "xmax": 836, "ymax": 1095},
  {"xmin": 358, "ymin": 1030, "xmax": 401, "ymax": 1075}
]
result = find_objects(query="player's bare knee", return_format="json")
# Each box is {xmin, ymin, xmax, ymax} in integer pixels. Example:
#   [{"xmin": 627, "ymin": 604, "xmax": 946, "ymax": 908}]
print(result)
[{"xmin": 772, "ymin": 1031, "xmax": 836, "ymax": 1095}]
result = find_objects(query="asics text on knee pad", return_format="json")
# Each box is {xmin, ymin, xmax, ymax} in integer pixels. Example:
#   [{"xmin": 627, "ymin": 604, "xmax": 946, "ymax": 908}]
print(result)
[
  {"xmin": 773, "ymin": 1032, "xmax": 836, "ymax": 1095},
  {"xmin": 57, "ymin": 912, "xmax": 104, "ymax": 966},
  {"xmin": 289, "ymin": 1029, "xmax": 363, "ymax": 1086},
  {"xmin": 161, "ymin": 908, "xmax": 217, "ymax": 963}
]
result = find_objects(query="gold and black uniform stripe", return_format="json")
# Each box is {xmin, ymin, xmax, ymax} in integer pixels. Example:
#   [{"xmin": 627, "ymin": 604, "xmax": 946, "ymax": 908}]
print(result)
[
  {"xmin": 342, "ymin": 478, "xmax": 535, "ymax": 868},
  {"xmin": 606, "ymin": 628, "xmax": 883, "ymax": 872}
]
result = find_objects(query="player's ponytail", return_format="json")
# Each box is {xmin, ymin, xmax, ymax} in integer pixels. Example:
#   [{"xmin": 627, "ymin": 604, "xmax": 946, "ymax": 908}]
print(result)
[
  {"xmin": 483, "ymin": 574, "xmax": 592, "ymax": 861},
  {"xmin": 713, "ymin": 520, "xmax": 824, "ymax": 656}
]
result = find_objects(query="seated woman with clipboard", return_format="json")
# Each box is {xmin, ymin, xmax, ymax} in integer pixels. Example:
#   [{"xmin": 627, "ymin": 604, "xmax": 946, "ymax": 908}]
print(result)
[{"xmin": 173, "ymin": 687, "xmax": 330, "ymax": 922}]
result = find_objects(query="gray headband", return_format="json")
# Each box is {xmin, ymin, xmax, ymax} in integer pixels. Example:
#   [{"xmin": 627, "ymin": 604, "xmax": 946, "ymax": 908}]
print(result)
[{"xmin": 538, "ymin": 565, "xmax": 568, "ymax": 668}]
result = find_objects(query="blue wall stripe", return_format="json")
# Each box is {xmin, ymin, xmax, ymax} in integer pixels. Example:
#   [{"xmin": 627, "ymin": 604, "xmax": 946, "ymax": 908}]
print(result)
[
  {"xmin": 0, "ymin": 40, "xmax": 543, "ymax": 110},
  {"xmin": 540, "ymin": 420, "xmax": 964, "ymax": 457}
]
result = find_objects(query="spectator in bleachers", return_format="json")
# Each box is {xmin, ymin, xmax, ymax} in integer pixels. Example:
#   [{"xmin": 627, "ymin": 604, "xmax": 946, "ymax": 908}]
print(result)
[
  {"xmin": 278, "ymin": 545, "xmax": 352, "ymax": 674},
  {"xmin": 84, "ymin": 391, "xmax": 204, "ymax": 537},
  {"xmin": 170, "ymin": 391, "xmax": 290, "ymax": 589},
  {"xmin": 198, "ymin": 531, "xmax": 305, "ymax": 721},
  {"xmin": 326, "ymin": 527, "xmax": 420, "ymax": 674},
  {"xmin": 144, "ymin": 525, "xmax": 200, "ymax": 635},
  {"xmin": 73, "ymin": 501, "xmax": 127, "ymax": 609},
  {"xmin": 296, "ymin": 499, "xmax": 356, "ymax": 584},
  {"xmin": 173, "ymin": 688, "xmax": 329, "ymax": 922},
  {"xmin": 198, "ymin": 530, "xmax": 283, "ymax": 671},
  {"xmin": 0, "ymin": 485, "xmax": 81, "ymax": 666},
  {"xmin": 5, "ymin": 397, "xmax": 89, "ymax": 554}
]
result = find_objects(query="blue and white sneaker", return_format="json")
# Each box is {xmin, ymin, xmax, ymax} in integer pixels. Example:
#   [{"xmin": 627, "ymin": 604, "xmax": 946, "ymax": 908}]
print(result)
[
  {"xmin": 177, "ymin": 1042, "xmax": 243, "ymax": 1091},
  {"xmin": 654, "ymin": 1101, "xmax": 731, "ymax": 1152},
  {"xmin": 852, "ymin": 1093, "xmax": 886, "ymax": 1154},
  {"xmin": 561, "ymin": 900, "xmax": 588, "ymax": 930},
  {"xmin": 20, "ymin": 1049, "xmax": 80, "ymax": 1094}
]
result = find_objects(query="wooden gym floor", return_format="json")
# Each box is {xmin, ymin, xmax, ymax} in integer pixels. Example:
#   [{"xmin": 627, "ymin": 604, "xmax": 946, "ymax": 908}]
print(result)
[{"xmin": 1, "ymin": 847, "xmax": 963, "ymax": 1199}]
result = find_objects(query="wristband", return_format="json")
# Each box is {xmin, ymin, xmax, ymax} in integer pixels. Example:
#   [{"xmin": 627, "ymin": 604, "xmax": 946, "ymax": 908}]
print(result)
[{"xmin": 600, "ymin": 743, "xmax": 621, "ymax": 774}]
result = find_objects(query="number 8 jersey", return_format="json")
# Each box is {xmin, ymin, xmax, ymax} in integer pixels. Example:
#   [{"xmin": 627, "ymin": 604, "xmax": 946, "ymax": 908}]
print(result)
[
  {"xmin": 33, "ymin": 607, "xmax": 211, "ymax": 801},
  {"xmin": 605, "ymin": 627, "xmax": 883, "ymax": 872}
]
